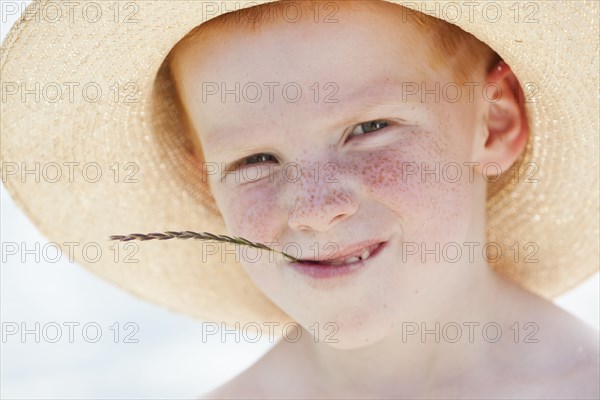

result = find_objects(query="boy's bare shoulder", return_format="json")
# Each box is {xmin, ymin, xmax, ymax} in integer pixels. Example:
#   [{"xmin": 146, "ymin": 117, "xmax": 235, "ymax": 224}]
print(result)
[
  {"xmin": 495, "ymin": 315, "xmax": 600, "ymax": 399},
  {"xmin": 198, "ymin": 359, "xmax": 271, "ymax": 399},
  {"xmin": 198, "ymin": 375, "xmax": 264, "ymax": 399},
  {"xmin": 531, "ymin": 352, "xmax": 599, "ymax": 399},
  {"xmin": 543, "ymin": 327, "xmax": 599, "ymax": 397},
  {"xmin": 198, "ymin": 340, "xmax": 315, "ymax": 399}
]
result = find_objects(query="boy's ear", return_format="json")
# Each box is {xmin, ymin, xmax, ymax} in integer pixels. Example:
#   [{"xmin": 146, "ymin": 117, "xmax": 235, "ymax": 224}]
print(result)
[{"xmin": 473, "ymin": 61, "xmax": 529, "ymax": 175}]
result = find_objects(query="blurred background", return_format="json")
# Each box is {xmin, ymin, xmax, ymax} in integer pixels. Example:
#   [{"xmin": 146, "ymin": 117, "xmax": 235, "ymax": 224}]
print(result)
[{"xmin": 1, "ymin": 2, "xmax": 598, "ymax": 399}]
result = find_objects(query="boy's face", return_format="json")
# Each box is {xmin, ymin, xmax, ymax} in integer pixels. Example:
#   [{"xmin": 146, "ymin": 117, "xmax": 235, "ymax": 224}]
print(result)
[{"xmin": 175, "ymin": 2, "xmax": 491, "ymax": 348}]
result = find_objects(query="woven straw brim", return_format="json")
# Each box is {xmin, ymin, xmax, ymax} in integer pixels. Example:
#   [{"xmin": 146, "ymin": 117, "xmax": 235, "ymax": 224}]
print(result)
[{"xmin": 1, "ymin": 0, "xmax": 598, "ymax": 331}]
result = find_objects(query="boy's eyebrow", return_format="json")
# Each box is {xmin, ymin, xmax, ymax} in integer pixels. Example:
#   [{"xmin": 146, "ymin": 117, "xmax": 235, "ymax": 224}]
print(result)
[
  {"xmin": 341, "ymin": 79, "xmax": 403, "ymax": 100},
  {"xmin": 343, "ymin": 99, "xmax": 411, "ymax": 122},
  {"xmin": 208, "ymin": 143, "xmax": 271, "ymax": 164},
  {"xmin": 333, "ymin": 81, "xmax": 429, "ymax": 127},
  {"xmin": 340, "ymin": 77, "xmax": 427, "ymax": 102}
]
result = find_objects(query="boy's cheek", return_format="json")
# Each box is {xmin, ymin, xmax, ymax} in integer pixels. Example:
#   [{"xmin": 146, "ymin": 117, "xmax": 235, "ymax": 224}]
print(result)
[
  {"xmin": 217, "ymin": 185, "xmax": 283, "ymax": 244},
  {"xmin": 348, "ymin": 141, "xmax": 473, "ymax": 244}
]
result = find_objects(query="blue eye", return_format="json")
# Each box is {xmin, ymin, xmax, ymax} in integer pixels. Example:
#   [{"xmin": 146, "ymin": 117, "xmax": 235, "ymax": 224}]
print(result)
[{"xmin": 351, "ymin": 120, "xmax": 389, "ymax": 135}]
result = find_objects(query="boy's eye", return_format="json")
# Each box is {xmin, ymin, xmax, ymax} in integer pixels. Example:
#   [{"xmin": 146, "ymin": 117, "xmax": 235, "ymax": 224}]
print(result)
[
  {"xmin": 348, "ymin": 120, "xmax": 390, "ymax": 139},
  {"xmin": 240, "ymin": 153, "xmax": 278, "ymax": 167}
]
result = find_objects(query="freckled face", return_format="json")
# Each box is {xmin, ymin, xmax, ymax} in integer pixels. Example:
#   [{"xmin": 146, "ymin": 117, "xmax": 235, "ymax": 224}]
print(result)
[{"xmin": 174, "ymin": 4, "xmax": 488, "ymax": 348}]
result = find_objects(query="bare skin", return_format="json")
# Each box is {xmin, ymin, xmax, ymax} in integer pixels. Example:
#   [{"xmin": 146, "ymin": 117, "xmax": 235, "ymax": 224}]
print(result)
[
  {"xmin": 169, "ymin": 1, "xmax": 600, "ymax": 398},
  {"xmin": 201, "ymin": 273, "xmax": 599, "ymax": 399}
]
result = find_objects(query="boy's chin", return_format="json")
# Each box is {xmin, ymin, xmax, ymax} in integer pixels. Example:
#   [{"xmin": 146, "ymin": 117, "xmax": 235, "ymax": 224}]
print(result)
[{"xmin": 309, "ymin": 323, "xmax": 395, "ymax": 350}]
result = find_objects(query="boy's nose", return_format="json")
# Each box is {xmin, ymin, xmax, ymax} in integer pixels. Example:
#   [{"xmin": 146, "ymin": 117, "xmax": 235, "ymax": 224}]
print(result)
[{"xmin": 287, "ymin": 182, "xmax": 359, "ymax": 233}]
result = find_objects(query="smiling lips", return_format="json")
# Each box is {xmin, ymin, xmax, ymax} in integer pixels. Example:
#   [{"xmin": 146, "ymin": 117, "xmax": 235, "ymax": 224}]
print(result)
[
  {"xmin": 288, "ymin": 241, "xmax": 387, "ymax": 280},
  {"xmin": 288, "ymin": 240, "xmax": 387, "ymax": 279}
]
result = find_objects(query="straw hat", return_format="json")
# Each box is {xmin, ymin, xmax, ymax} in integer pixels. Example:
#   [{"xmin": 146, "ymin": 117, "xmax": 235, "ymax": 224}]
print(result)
[{"xmin": 1, "ymin": 0, "xmax": 598, "ymax": 333}]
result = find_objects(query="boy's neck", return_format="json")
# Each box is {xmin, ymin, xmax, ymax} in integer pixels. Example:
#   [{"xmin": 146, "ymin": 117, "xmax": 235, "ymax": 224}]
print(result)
[{"xmin": 292, "ymin": 270, "xmax": 558, "ymax": 397}]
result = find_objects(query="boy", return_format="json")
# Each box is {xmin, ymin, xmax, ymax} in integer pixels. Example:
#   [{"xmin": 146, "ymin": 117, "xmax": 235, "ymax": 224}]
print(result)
[
  {"xmin": 166, "ymin": 1, "xmax": 598, "ymax": 398},
  {"xmin": 1, "ymin": 0, "xmax": 597, "ymax": 397}
]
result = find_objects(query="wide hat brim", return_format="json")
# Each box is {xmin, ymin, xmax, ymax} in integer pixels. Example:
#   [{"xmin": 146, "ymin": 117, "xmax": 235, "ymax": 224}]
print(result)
[{"xmin": 1, "ymin": 0, "xmax": 598, "ymax": 333}]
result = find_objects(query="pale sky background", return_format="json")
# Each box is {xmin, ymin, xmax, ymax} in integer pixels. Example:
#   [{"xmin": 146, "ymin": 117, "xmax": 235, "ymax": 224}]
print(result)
[{"xmin": 1, "ymin": 2, "xmax": 598, "ymax": 399}]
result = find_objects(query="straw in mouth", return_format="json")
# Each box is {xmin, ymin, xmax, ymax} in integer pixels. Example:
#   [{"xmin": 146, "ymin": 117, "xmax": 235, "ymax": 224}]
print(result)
[{"xmin": 108, "ymin": 230, "xmax": 300, "ymax": 262}]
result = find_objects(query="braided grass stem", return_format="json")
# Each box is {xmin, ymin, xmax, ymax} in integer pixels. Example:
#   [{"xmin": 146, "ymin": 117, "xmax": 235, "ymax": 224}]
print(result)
[{"xmin": 109, "ymin": 231, "xmax": 299, "ymax": 262}]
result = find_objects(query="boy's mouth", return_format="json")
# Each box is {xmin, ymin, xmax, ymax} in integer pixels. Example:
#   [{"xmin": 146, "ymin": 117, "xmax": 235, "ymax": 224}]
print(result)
[{"xmin": 294, "ymin": 241, "xmax": 384, "ymax": 266}]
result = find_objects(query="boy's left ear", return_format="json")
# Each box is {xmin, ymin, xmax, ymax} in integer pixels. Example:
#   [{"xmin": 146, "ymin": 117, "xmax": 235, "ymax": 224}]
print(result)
[{"xmin": 473, "ymin": 61, "xmax": 529, "ymax": 172}]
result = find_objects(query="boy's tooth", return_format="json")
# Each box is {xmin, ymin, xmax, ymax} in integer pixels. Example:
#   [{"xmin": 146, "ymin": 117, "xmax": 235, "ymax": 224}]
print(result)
[
  {"xmin": 318, "ymin": 245, "xmax": 379, "ymax": 265},
  {"xmin": 325, "ymin": 248, "xmax": 374, "ymax": 265}
]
